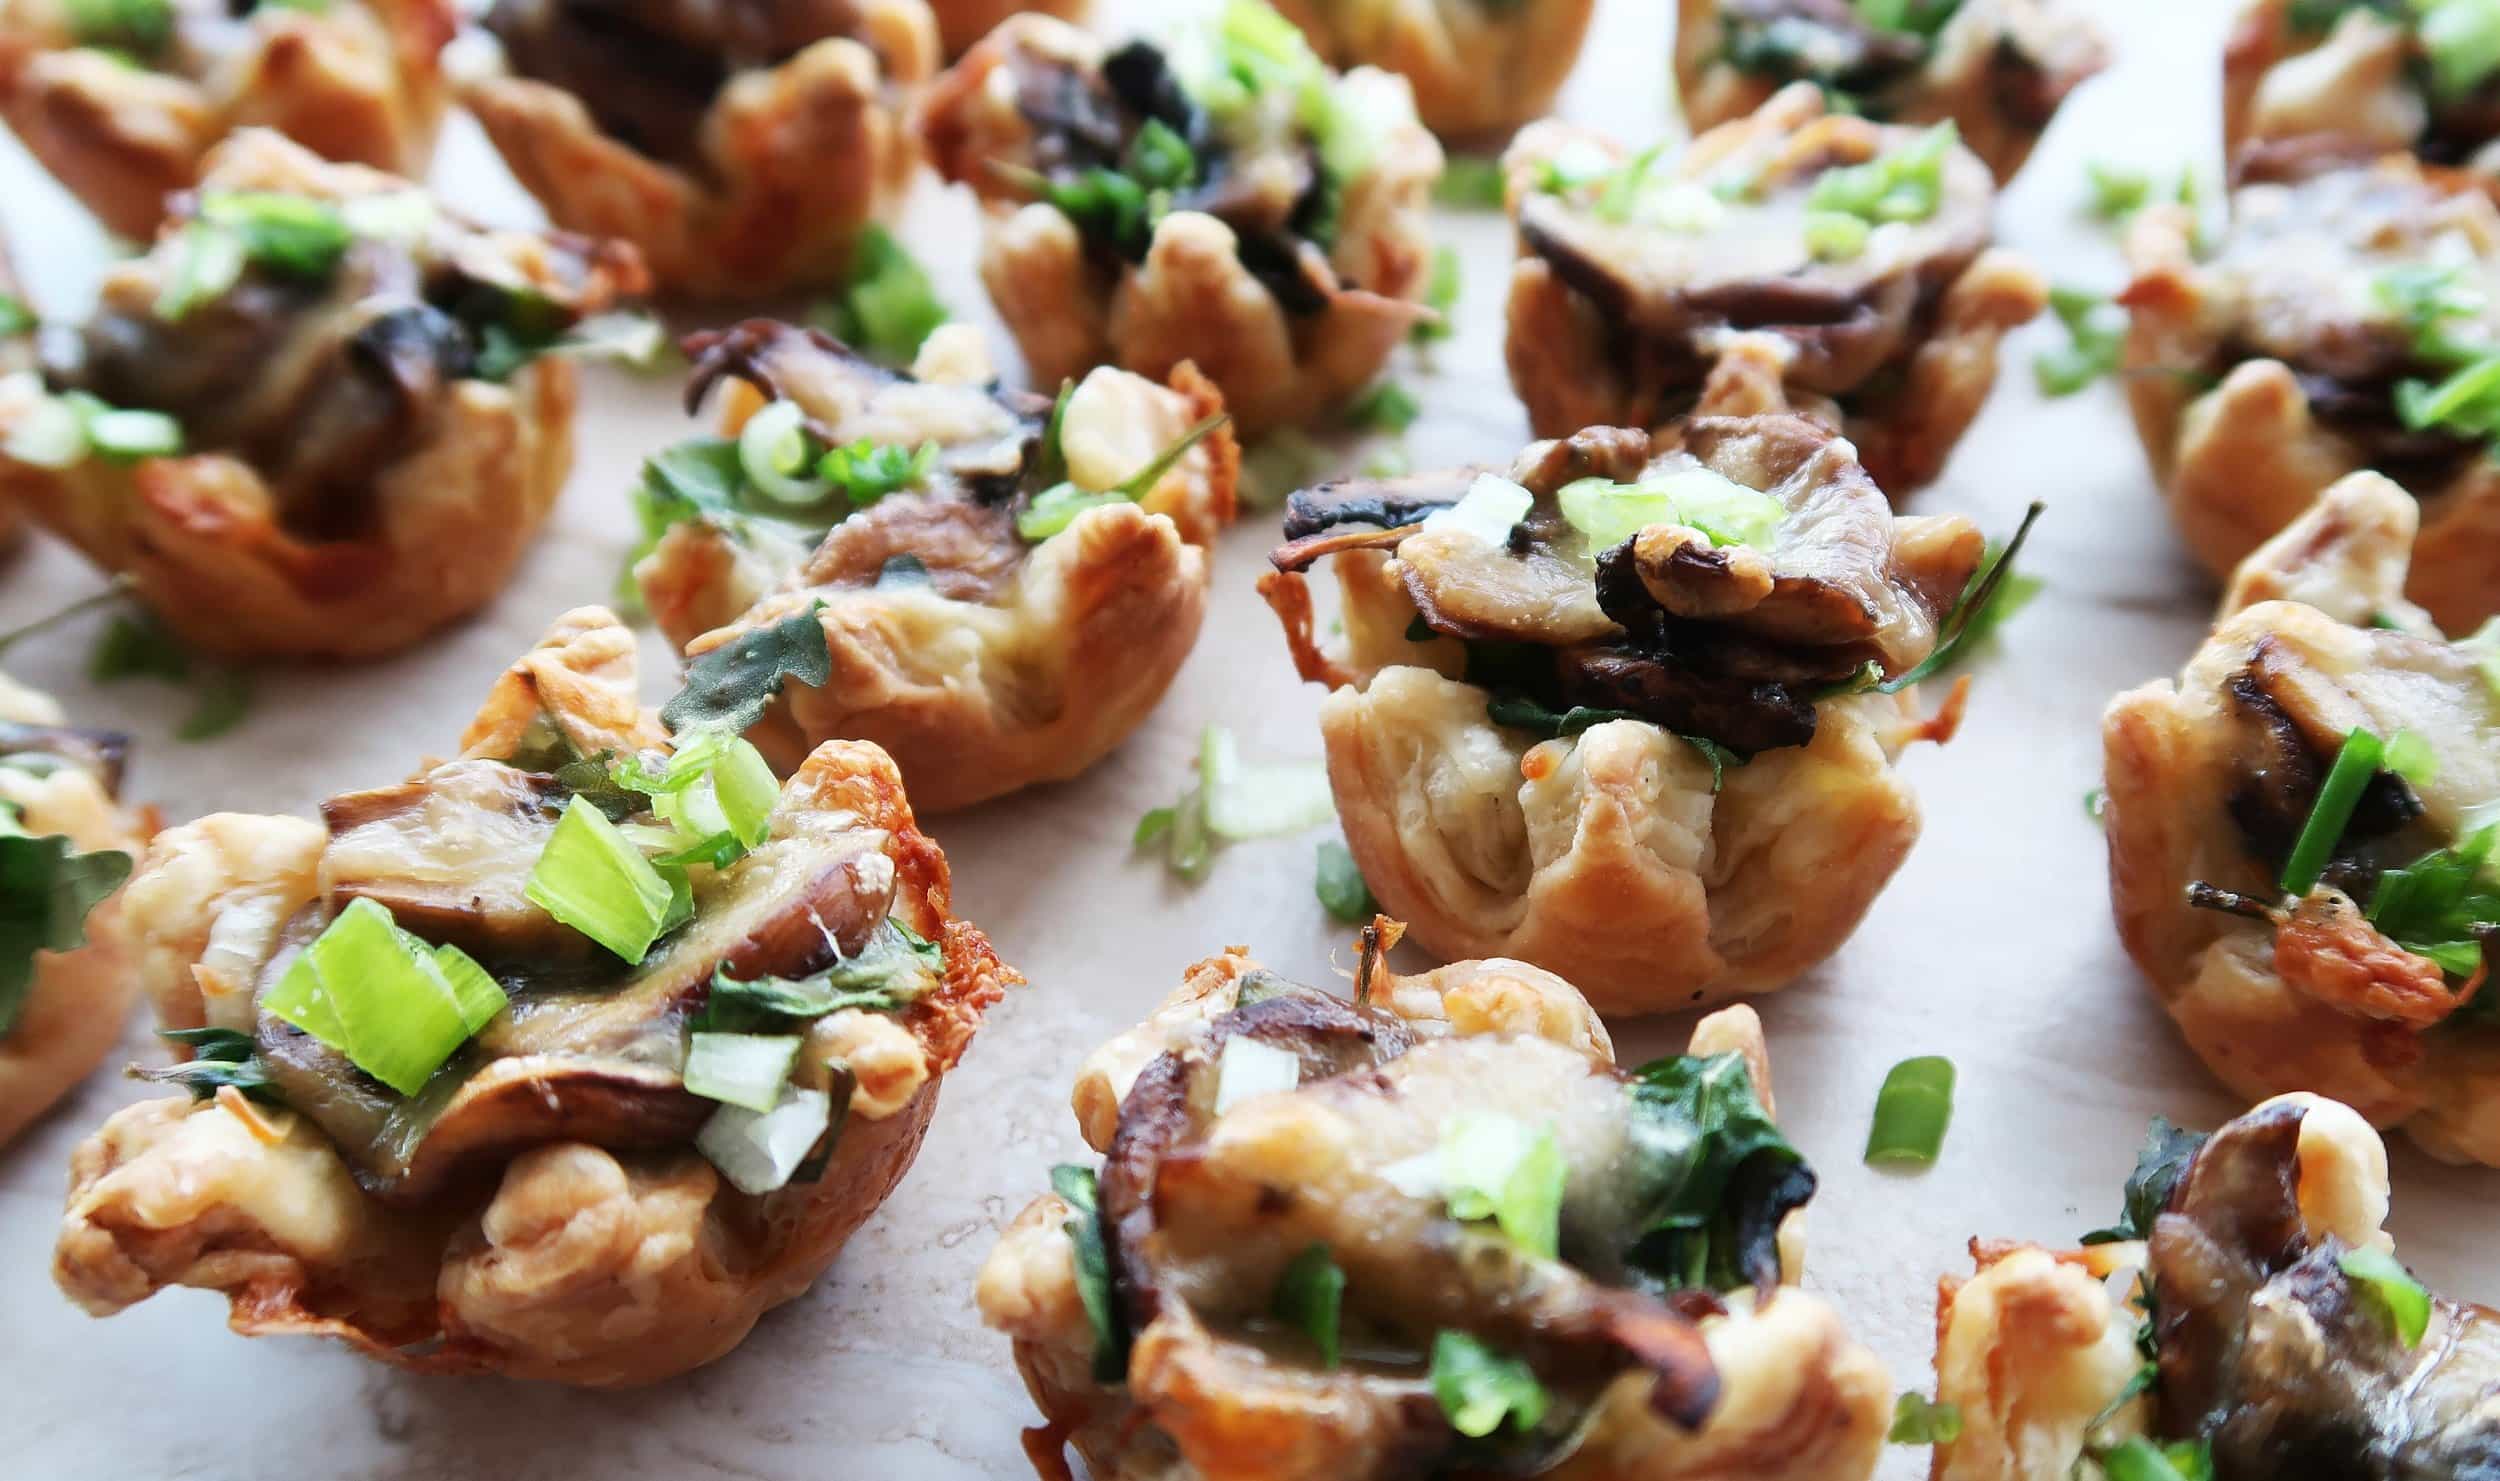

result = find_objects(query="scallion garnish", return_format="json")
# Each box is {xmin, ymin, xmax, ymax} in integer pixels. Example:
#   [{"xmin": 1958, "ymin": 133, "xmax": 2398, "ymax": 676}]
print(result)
[
  {"xmin": 2279, "ymin": 727, "xmax": 2387, "ymax": 897},
  {"xmin": 2035, "ymin": 285, "xmax": 2127, "ymax": 397},
  {"xmin": 0, "ymin": 294, "xmax": 36, "ymax": 337},
  {"xmin": 695, "ymin": 1085, "xmax": 832, "ymax": 1195},
  {"xmin": 524, "ymin": 795, "xmax": 679, "ymax": 963},
  {"xmin": 1804, "ymin": 209, "xmax": 1871, "ymax": 261},
  {"xmin": 1887, "ymin": 1391, "xmax": 1963, "ymax": 1445},
  {"xmin": 1864, "ymin": 1055, "xmax": 1955, "ymax": 1167},
  {"xmin": 1430, "ymin": 1330, "xmax": 1548, "ymax": 1439},
  {"xmin": 64, "ymin": 0, "xmax": 174, "ymax": 57},
  {"xmin": 1439, "ymin": 1113, "xmax": 1566, "ymax": 1258},
  {"xmin": 2085, "ymin": 161, "xmax": 2152, "ymax": 221},
  {"xmin": 736, "ymin": 399, "xmax": 830, "ymax": 507},
  {"xmin": 262, "ymin": 898, "xmax": 505, "ymax": 1095},
  {"xmin": 2420, "ymin": 0, "xmax": 2500, "ymax": 100},
  {"xmin": 1436, "ymin": 155, "xmax": 1508, "ymax": 211},
  {"xmin": 1808, "ymin": 121, "xmax": 1959, "ymax": 225},
  {"xmin": 2340, "ymin": 1245, "xmax": 2433, "ymax": 1347},
  {"xmin": 819, "ymin": 438, "xmax": 936, "ymax": 507},
  {"xmin": 812, "ymin": 227, "xmax": 947, "ymax": 365},
  {"xmin": 1016, "ymin": 412, "xmax": 1230, "ymax": 541},
  {"xmin": 2094, "ymin": 1438, "xmax": 2215, "ymax": 1481},
  {"xmin": 1315, "ymin": 837, "xmax": 1375, "ymax": 923},
  {"xmin": 1556, "ymin": 467, "xmax": 1785, "ymax": 550},
  {"xmin": 1199, "ymin": 725, "xmax": 1336, "ymax": 841},
  {"xmin": 1271, "ymin": 1243, "xmax": 1346, "ymax": 1369},
  {"xmin": 1051, "ymin": 1163, "xmax": 1129, "ymax": 1381},
  {"xmin": 683, "ymin": 1031, "xmax": 803, "ymax": 1113}
]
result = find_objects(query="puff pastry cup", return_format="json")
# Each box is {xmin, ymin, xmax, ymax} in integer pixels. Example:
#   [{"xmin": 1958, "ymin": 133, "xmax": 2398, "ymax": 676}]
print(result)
[
  {"xmin": 0, "ymin": 129, "xmax": 645, "ymax": 662},
  {"xmin": 928, "ymin": 0, "xmax": 1085, "ymax": 57},
  {"xmin": 980, "ymin": 923, "xmax": 1890, "ymax": 1481},
  {"xmin": 2121, "ymin": 143, "xmax": 2500, "ymax": 633},
  {"xmin": 1502, "ymin": 84, "xmax": 2046, "ymax": 497},
  {"xmin": 2104, "ymin": 475, "xmax": 2500, "ymax": 1167},
  {"xmin": 635, "ymin": 319, "xmax": 1239, "ymax": 815},
  {"xmin": 1927, "ymin": 1093, "xmax": 2500, "ymax": 1481},
  {"xmin": 2225, "ymin": 0, "xmax": 2500, "ymax": 170},
  {"xmin": 1259, "ymin": 395, "xmax": 2003, "ymax": 1015},
  {"xmin": 0, "ymin": 0, "xmax": 453, "ymax": 242},
  {"xmin": 0, "ymin": 674, "xmax": 149, "ymax": 1149},
  {"xmin": 466, "ymin": 0, "xmax": 938, "ymax": 297},
  {"xmin": 52, "ymin": 607, "xmax": 1012, "ymax": 1385},
  {"xmin": 1672, "ymin": 0, "xmax": 2106, "ymax": 184},
  {"xmin": 1267, "ymin": 0, "xmax": 1597, "ymax": 142},
  {"xmin": 916, "ymin": 6, "xmax": 1443, "ymax": 436}
]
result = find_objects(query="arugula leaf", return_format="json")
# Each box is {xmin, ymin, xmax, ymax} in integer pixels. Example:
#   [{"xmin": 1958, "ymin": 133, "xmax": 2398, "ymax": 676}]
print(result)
[
  {"xmin": 661, "ymin": 602, "xmax": 832, "ymax": 736},
  {"xmin": 2080, "ymin": 1116, "xmax": 2207, "ymax": 1244},
  {"xmin": 1430, "ymin": 1330, "xmax": 1549, "ymax": 1438},
  {"xmin": 1864, "ymin": 502, "xmax": 2045, "ymax": 693},
  {"xmin": 1887, "ymin": 1391, "xmax": 1963, "ymax": 1445},
  {"xmin": 0, "ymin": 835, "xmax": 133, "ymax": 1036},
  {"xmin": 1315, "ymin": 838, "xmax": 1375, "ymax": 923},
  {"xmin": 1051, "ymin": 1163, "xmax": 1130, "ymax": 1381},
  {"xmin": 1271, "ymin": 1243, "xmax": 1346, "ymax": 1369},
  {"xmin": 1618, "ymin": 1052, "xmax": 1812, "ymax": 1293},
  {"xmin": 2367, "ymin": 824, "xmax": 2499, "ymax": 979},
  {"xmin": 696, "ymin": 918, "xmax": 943, "ymax": 1031}
]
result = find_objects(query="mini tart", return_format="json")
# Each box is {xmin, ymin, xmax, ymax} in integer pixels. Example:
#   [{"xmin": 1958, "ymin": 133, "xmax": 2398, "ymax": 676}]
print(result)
[
  {"xmin": 1927, "ymin": 1094, "xmax": 2500, "ymax": 1480},
  {"xmin": 1502, "ymin": 85, "xmax": 2045, "ymax": 497},
  {"xmin": 1268, "ymin": 0, "xmax": 1597, "ymax": 142},
  {"xmin": 916, "ymin": 13, "xmax": 1442, "ymax": 436},
  {"xmin": 1259, "ymin": 402, "xmax": 1984, "ymax": 1014},
  {"xmin": 467, "ymin": 0, "xmax": 938, "ymax": 297},
  {"xmin": 0, "ymin": 0, "xmax": 453, "ymax": 241},
  {"xmin": 2121, "ymin": 146, "xmax": 2500, "ymax": 633},
  {"xmin": 0, "ymin": 675, "xmax": 150, "ymax": 1149},
  {"xmin": 1673, "ymin": 0, "xmax": 2106, "ymax": 183},
  {"xmin": 2104, "ymin": 475, "xmax": 2500, "ymax": 1166},
  {"xmin": 53, "ymin": 607, "xmax": 1012, "ymax": 1385},
  {"xmin": 2225, "ymin": 0, "xmax": 2500, "ymax": 170},
  {"xmin": 0, "ymin": 129, "xmax": 645, "ymax": 662},
  {"xmin": 980, "ymin": 925, "xmax": 1890, "ymax": 1481},
  {"xmin": 638, "ymin": 320, "xmax": 1239, "ymax": 815},
  {"xmin": 928, "ymin": 0, "xmax": 1086, "ymax": 57}
]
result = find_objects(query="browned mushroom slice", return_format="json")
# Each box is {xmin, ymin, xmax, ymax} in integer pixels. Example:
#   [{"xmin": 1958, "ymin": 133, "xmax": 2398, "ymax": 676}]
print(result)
[
  {"xmin": 1554, "ymin": 647, "xmax": 1818, "ymax": 753},
  {"xmin": 1279, "ymin": 466, "xmax": 1485, "ymax": 545},
  {"xmin": 793, "ymin": 496, "xmax": 1025, "ymax": 604},
  {"xmin": 0, "ymin": 720, "xmax": 129, "ymax": 794},
  {"xmin": 1398, "ymin": 524, "xmax": 1623, "ymax": 648},
  {"xmin": 321, "ymin": 760, "xmax": 591, "ymax": 965}
]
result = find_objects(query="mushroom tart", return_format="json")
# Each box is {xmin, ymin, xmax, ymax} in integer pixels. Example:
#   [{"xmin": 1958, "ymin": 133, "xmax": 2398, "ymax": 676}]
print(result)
[
  {"xmin": 980, "ymin": 923, "xmax": 1892, "ymax": 1481},
  {"xmin": 0, "ymin": 130, "xmax": 646, "ymax": 662},
  {"xmin": 2121, "ymin": 144, "xmax": 2500, "ymax": 633},
  {"xmin": 2105, "ymin": 474, "xmax": 2500, "ymax": 1167},
  {"xmin": 1927, "ymin": 1093, "xmax": 2498, "ymax": 1481},
  {"xmin": 1672, "ymin": 0, "xmax": 2106, "ymax": 184},
  {"xmin": 633, "ymin": 319, "xmax": 1239, "ymax": 815},
  {"xmin": 916, "ymin": 3, "xmax": 1442, "ymax": 437},
  {"xmin": 0, "ymin": 672, "xmax": 147, "ymax": 1149},
  {"xmin": 1266, "ymin": 0, "xmax": 1597, "ymax": 142},
  {"xmin": 0, "ymin": 0, "xmax": 453, "ymax": 241},
  {"xmin": 929, "ymin": 0, "xmax": 1086, "ymax": 58},
  {"xmin": 2226, "ymin": 0, "xmax": 2500, "ymax": 171},
  {"xmin": 53, "ymin": 607, "xmax": 1012, "ymax": 1384},
  {"xmin": 1259, "ymin": 402, "xmax": 2025, "ymax": 1014},
  {"xmin": 1502, "ymin": 84, "xmax": 2046, "ymax": 496},
  {"xmin": 466, "ymin": 0, "xmax": 939, "ymax": 297}
]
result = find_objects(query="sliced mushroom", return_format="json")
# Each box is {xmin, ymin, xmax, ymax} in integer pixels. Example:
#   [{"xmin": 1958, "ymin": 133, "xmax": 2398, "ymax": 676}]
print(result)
[
  {"xmin": 793, "ymin": 495, "xmax": 1025, "ymax": 604},
  {"xmin": 0, "ymin": 720, "xmax": 129, "ymax": 796},
  {"xmin": 1554, "ymin": 647, "xmax": 1819, "ymax": 753},
  {"xmin": 320, "ymin": 760, "xmax": 591, "ymax": 966}
]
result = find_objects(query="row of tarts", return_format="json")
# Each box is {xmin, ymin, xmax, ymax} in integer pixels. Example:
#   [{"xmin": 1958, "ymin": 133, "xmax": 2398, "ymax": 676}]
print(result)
[{"xmin": 0, "ymin": 0, "xmax": 2493, "ymax": 1478}]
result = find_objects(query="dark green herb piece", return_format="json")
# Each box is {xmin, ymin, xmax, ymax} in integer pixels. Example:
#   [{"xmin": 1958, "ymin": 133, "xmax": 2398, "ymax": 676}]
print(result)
[
  {"xmin": 1887, "ymin": 1391, "xmax": 1963, "ymax": 1445},
  {"xmin": 1864, "ymin": 1055, "xmax": 1954, "ymax": 1167},
  {"xmin": 0, "ymin": 834, "xmax": 134, "ymax": 1036},
  {"xmin": 1619, "ymin": 1052, "xmax": 1812, "ymax": 1293},
  {"xmin": 2080, "ymin": 1116, "xmax": 2207, "ymax": 1244},
  {"xmin": 177, "ymin": 668, "xmax": 251, "ymax": 741},
  {"xmin": 65, "ymin": 0, "xmax": 174, "ymax": 58},
  {"xmin": 2094, "ymin": 1437, "xmax": 2214, "ymax": 1481},
  {"xmin": 88, "ymin": 611, "xmax": 188, "ymax": 682},
  {"xmin": 1315, "ymin": 838, "xmax": 1375, "ymax": 923},
  {"xmin": 1271, "ymin": 1243, "xmax": 1346, "ymax": 1369},
  {"xmin": 1865, "ymin": 502, "xmax": 2046, "ymax": 694},
  {"xmin": 813, "ymin": 227, "xmax": 948, "ymax": 364},
  {"xmin": 2279, "ymin": 727, "xmax": 2387, "ymax": 896},
  {"xmin": 1051, "ymin": 1163, "xmax": 1129, "ymax": 1382},
  {"xmin": 660, "ymin": 601, "xmax": 832, "ymax": 736},
  {"xmin": 2367, "ymin": 824, "xmax": 2499, "ymax": 978},
  {"xmin": 134, "ymin": 1025, "xmax": 279, "ymax": 1102},
  {"xmin": 818, "ymin": 439, "xmax": 937, "ymax": 507},
  {"xmin": 1430, "ymin": 1330, "xmax": 1548, "ymax": 1439}
]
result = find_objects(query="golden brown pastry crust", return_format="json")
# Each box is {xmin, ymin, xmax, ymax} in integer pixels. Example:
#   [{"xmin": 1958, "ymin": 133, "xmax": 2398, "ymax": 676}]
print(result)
[
  {"xmin": 2120, "ymin": 165, "xmax": 2500, "ymax": 633},
  {"xmin": 916, "ymin": 14, "xmax": 1442, "ymax": 436},
  {"xmin": 1269, "ymin": 0, "xmax": 1596, "ymax": 141},
  {"xmin": 2103, "ymin": 476, "xmax": 2500, "ymax": 1165},
  {"xmin": 465, "ymin": 0, "xmax": 936, "ymax": 297},
  {"xmin": 2221, "ymin": 0, "xmax": 2496, "ymax": 169},
  {"xmin": 643, "ymin": 327, "xmax": 1240, "ymax": 814},
  {"xmin": 1501, "ymin": 89, "xmax": 2045, "ymax": 496},
  {"xmin": 1673, "ymin": 0, "xmax": 2107, "ymax": 182},
  {"xmin": 982, "ymin": 948, "xmax": 1889, "ymax": 1481},
  {"xmin": 0, "ymin": 131, "xmax": 643, "ymax": 661},
  {"xmin": 53, "ymin": 608, "xmax": 1014, "ymax": 1384},
  {"xmin": 928, "ymin": 0, "xmax": 1085, "ymax": 56},
  {"xmin": 0, "ymin": 0, "xmax": 453, "ymax": 240},
  {"xmin": 0, "ymin": 675, "xmax": 150, "ymax": 1148}
]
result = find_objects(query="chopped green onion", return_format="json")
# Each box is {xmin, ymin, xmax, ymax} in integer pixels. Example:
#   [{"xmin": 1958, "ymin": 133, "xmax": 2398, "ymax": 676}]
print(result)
[
  {"xmin": 0, "ymin": 296, "xmax": 30, "ymax": 338},
  {"xmin": 198, "ymin": 192, "xmax": 352, "ymax": 278},
  {"xmin": 1198, "ymin": 725, "xmax": 1336, "ymax": 842},
  {"xmin": 262, "ymin": 897, "xmax": 499, "ymax": 1096},
  {"xmin": 1315, "ymin": 838, "xmax": 1375, "ymax": 923},
  {"xmin": 2384, "ymin": 728, "xmax": 2439, "ymax": 785},
  {"xmin": 431, "ymin": 943, "xmax": 508, "ymax": 1035},
  {"xmin": 1212, "ymin": 1034, "xmax": 1303, "ymax": 1115},
  {"xmin": 155, "ymin": 222, "xmax": 246, "ymax": 321},
  {"xmin": 1557, "ymin": 468, "xmax": 1786, "ymax": 551},
  {"xmin": 818, "ymin": 439, "xmax": 936, "ymax": 507},
  {"xmin": 1051, "ymin": 1163, "xmax": 1129, "ymax": 1380},
  {"xmin": 814, "ymin": 227, "xmax": 948, "ymax": 364},
  {"xmin": 2085, "ymin": 161, "xmax": 2152, "ymax": 221},
  {"xmin": 1808, "ymin": 122, "xmax": 1959, "ymax": 225},
  {"xmin": 1411, "ymin": 244, "xmax": 1462, "ymax": 345},
  {"xmin": 1436, "ymin": 154, "xmax": 1508, "ymax": 210},
  {"xmin": 2420, "ymin": 0, "xmax": 2500, "ymax": 101},
  {"xmin": 525, "ymin": 794, "xmax": 679, "ymax": 963},
  {"xmin": 64, "ymin": 0, "xmax": 173, "ymax": 56},
  {"xmin": 1421, "ymin": 473, "xmax": 1533, "ymax": 547},
  {"xmin": 2395, "ymin": 353, "xmax": 2500, "ymax": 437},
  {"xmin": 736, "ymin": 400, "xmax": 829, "ymax": 507},
  {"xmin": 2280, "ymin": 727, "xmax": 2387, "ymax": 897},
  {"xmin": 1134, "ymin": 806, "xmax": 1177, "ymax": 850},
  {"xmin": 1430, "ymin": 1330, "xmax": 1549, "ymax": 1439},
  {"xmin": 1865, "ymin": 1055, "xmax": 1955, "ymax": 1167},
  {"xmin": 1804, "ymin": 209, "xmax": 1871, "ymax": 261},
  {"xmin": 684, "ymin": 1031, "xmax": 803, "ymax": 1113},
  {"xmin": 2340, "ymin": 1245, "xmax": 2432, "ymax": 1347},
  {"xmin": 78, "ymin": 402, "xmax": 183, "ymax": 463},
  {"xmin": 2035, "ymin": 285, "xmax": 2128, "ymax": 397},
  {"xmin": 1440, "ymin": 1113, "xmax": 1566, "ymax": 1258},
  {"xmin": 1271, "ymin": 1243, "xmax": 1346, "ymax": 1368},
  {"xmin": 1016, "ymin": 413, "xmax": 1230, "ymax": 541},
  {"xmin": 696, "ymin": 1085, "xmax": 831, "ymax": 1195},
  {"xmin": 1888, "ymin": 1391, "xmax": 1964, "ymax": 1445},
  {"xmin": 338, "ymin": 189, "xmax": 436, "ymax": 245},
  {"xmin": 1346, "ymin": 380, "xmax": 1419, "ymax": 434},
  {"xmin": 2095, "ymin": 1438, "xmax": 2215, "ymax": 1481}
]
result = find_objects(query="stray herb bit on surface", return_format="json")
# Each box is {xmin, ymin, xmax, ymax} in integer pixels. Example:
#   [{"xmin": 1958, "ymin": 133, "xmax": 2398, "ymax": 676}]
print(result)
[
  {"xmin": 1888, "ymin": 1391, "xmax": 1964, "ymax": 1445},
  {"xmin": 1345, "ymin": 380, "xmax": 1419, "ymax": 435},
  {"xmin": 1136, "ymin": 726, "xmax": 1335, "ymax": 883},
  {"xmin": 811, "ymin": 227, "xmax": 947, "ymax": 364},
  {"xmin": 2085, "ymin": 161, "xmax": 2152, "ymax": 221},
  {"xmin": 1412, "ymin": 244, "xmax": 1462, "ymax": 345},
  {"xmin": 79, "ymin": 603, "xmax": 252, "ymax": 740},
  {"xmin": 1435, "ymin": 155, "xmax": 1508, "ymax": 210},
  {"xmin": 1315, "ymin": 837, "xmax": 1375, "ymax": 923},
  {"xmin": 2035, "ymin": 286, "xmax": 2127, "ymax": 397},
  {"xmin": 1865, "ymin": 1055, "xmax": 1955, "ymax": 1167}
]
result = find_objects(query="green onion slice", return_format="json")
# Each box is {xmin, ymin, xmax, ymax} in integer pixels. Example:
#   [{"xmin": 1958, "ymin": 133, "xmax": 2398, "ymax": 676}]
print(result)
[
  {"xmin": 1888, "ymin": 1391, "xmax": 1963, "ymax": 1445},
  {"xmin": 683, "ymin": 1031, "xmax": 803, "ymax": 1113},
  {"xmin": 83, "ymin": 406, "xmax": 184, "ymax": 463},
  {"xmin": 1556, "ymin": 468, "xmax": 1785, "ymax": 551},
  {"xmin": 262, "ymin": 897, "xmax": 503, "ymax": 1096},
  {"xmin": 1271, "ymin": 1243, "xmax": 1346, "ymax": 1369},
  {"xmin": 695, "ymin": 1085, "xmax": 832, "ymax": 1195},
  {"xmin": 736, "ymin": 400, "xmax": 831, "ymax": 507},
  {"xmin": 2280, "ymin": 727, "xmax": 2387, "ymax": 897},
  {"xmin": 2, "ymin": 385, "xmax": 88, "ymax": 469},
  {"xmin": 1315, "ymin": 837, "xmax": 1376, "ymax": 923},
  {"xmin": 1430, "ymin": 1330, "xmax": 1549, "ymax": 1439},
  {"xmin": 1440, "ymin": 1113, "xmax": 1567, "ymax": 1258},
  {"xmin": 525, "ymin": 794, "xmax": 680, "ymax": 963},
  {"xmin": 1865, "ymin": 1055, "xmax": 1955, "ymax": 1167},
  {"xmin": 1199, "ymin": 725, "xmax": 1336, "ymax": 841},
  {"xmin": 2340, "ymin": 1245, "xmax": 2432, "ymax": 1347},
  {"xmin": 2095, "ymin": 1437, "xmax": 2215, "ymax": 1481}
]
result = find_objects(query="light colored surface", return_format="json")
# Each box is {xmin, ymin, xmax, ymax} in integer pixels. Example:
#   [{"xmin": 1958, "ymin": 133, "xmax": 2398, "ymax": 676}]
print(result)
[{"xmin": 0, "ymin": 2, "xmax": 2489, "ymax": 1478}]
